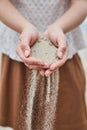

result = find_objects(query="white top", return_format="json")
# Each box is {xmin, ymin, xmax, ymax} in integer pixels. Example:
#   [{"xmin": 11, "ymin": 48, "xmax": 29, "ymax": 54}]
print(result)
[{"xmin": 0, "ymin": 0, "xmax": 86, "ymax": 62}]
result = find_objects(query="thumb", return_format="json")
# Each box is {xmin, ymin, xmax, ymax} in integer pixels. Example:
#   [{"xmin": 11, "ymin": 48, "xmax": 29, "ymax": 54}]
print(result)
[
  {"xmin": 24, "ymin": 45, "xmax": 31, "ymax": 57},
  {"xmin": 56, "ymin": 48, "xmax": 64, "ymax": 59},
  {"xmin": 19, "ymin": 34, "xmax": 31, "ymax": 57}
]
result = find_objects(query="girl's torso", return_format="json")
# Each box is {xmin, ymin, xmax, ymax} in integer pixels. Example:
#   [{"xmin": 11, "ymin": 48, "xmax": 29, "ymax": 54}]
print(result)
[{"xmin": 0, "ymin": 0, "xmax": 86, "ymax": 61}]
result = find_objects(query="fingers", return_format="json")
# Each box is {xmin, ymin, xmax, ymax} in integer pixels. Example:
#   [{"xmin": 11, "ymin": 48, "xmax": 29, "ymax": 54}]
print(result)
[
  {"xmin": 28, "ymin": 65, "xmax": 47, "ymax": 70},
  {"xmin": 50, "ymin": 48, "xmax": 69, "ymax": 71},
  {"xmin": 43, "ymin": 52, "xmax": 68, "ymax": 77},
  {"xmin": 25, "ymin": 57, "xmax": 49, "ymax": 66},
  {"xmin": 24, "ymin": 49, "xmax": 30, "ymax": 57},
  {"xmin": 25, "ymin": 59, "xmax": 49, "ymax": 68},
  {"xmin": 16, "ymin": 42, "xmax": 31, "ymax": 60},
  {"xmin": 28, "ymin": 64, "xmax": 49, "ymax": 70},
  {"xmin": 39, "ymin": 45, "xmax": 68, "ymax": 77},
  {"xmin": 40, "ymin": 69, "xmax": 45, "ymax": 76},
  {"xmin": 16, "ymin": 44, "xmax": 29, "ymax": 61},
  {"xmin": 44, "ymin": 69, "xmax": 53, "ymax": 77},
  {"xmin": 18, "ymin": 34, "xmax": 31, "ymax": 58},
  {"xmin": 40, "ymin": 69, "xmax": 54, "ymax": 77},
  {"xmin": 49, "ymin": 38, "xmax": 69, "ymax": 71},
  {"xmin": 56, "ymin": 42, "xmax": 68, "ymax": 59}
]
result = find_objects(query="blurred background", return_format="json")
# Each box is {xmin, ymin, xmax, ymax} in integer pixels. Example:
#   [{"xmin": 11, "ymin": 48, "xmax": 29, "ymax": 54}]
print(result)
[{"xmin": 78, "ymin": 18, "xmax": 87, "ymax": 105}]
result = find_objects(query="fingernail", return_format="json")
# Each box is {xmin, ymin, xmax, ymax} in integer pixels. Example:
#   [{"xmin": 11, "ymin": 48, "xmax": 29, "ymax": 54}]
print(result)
[
  {"xmin": 24, "ymin": 50, "xmax": 29, "ymax": 57},
  {"xmin": 59, "ymin": 51, "xmax": 63, "ymax": 58}
]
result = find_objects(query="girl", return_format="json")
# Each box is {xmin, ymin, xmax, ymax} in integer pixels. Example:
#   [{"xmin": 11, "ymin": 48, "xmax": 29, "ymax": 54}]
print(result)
[{"xmin": 0, "ymin": 0, "xmax": 87, "ymax": 130}]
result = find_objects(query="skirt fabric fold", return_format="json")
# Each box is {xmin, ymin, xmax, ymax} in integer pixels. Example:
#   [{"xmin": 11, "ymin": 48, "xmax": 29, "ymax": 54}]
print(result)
[{"xmin": 0, "ymin": 53, "xmax": 87, "ymax": 130}]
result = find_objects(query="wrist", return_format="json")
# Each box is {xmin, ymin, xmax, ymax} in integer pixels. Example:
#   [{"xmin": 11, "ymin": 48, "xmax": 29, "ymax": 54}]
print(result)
[
  {"xmin": 22, "ymin": 22, "xmax": 38, "ymax": 32},
  {"xmin": 54, "ymin": 19, "xmax": 70, "ymax": 33},
  {"xmin": 53, "ymin": 21, "xmax": 65, "ymax": 33},
  {"xmin": 20, "ymin": 21, "xmax": 32, "ymax": 32}
]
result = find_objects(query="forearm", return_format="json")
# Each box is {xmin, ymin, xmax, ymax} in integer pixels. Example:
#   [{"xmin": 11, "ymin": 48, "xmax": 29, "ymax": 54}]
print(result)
[
  {"xmin": 55, "ymin": 0, "xmax": 87, "ymax": 33},
  {"xmin": 0, "ymin": 0, "xmax": 31, "ymax": 33}
]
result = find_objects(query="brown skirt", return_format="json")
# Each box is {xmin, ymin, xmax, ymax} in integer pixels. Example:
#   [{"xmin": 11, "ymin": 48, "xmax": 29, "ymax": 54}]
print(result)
[{"xmin": 0, "ymin": 53, "xmax": 87, "ymax": 130}]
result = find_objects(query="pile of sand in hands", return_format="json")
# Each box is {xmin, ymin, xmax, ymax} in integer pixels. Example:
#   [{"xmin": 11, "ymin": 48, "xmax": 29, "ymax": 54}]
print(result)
[{"xmin": 31, "ymin": 37, "xmax": 58, "ymax": 66}]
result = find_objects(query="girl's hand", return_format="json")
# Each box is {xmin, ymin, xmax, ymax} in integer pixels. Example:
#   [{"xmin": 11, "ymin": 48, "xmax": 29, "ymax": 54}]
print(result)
[
  {"xmin": 16, "ymin": 24, "xmax": 48, "ymax": 68},
  {"xmin": 40, "ymin": 23, "xmax": 69, "ymax": 76}
]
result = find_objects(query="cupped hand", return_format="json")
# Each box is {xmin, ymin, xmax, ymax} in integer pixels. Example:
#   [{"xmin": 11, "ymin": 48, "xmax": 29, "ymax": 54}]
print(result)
[
  {"xmin": 16, "ymin": 23, "xmax": 48, "ymax": 69},
  {"xmin": 40, "ymin": 23, "xmax": 69, "ymax": 76}
]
